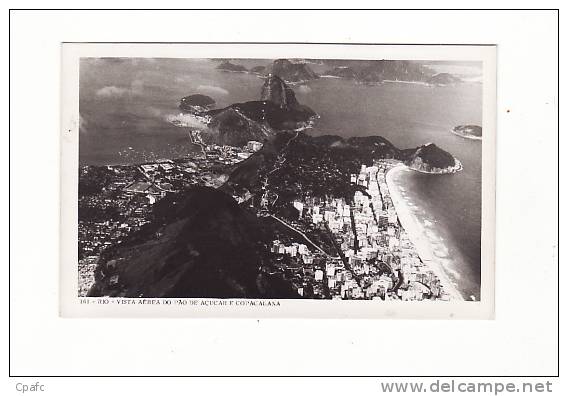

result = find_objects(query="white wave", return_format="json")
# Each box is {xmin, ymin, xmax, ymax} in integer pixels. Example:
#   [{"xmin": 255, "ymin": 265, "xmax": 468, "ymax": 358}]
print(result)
[{"xmin": 165, "ymin": 113, "xmax": 208, "ymax": 129}]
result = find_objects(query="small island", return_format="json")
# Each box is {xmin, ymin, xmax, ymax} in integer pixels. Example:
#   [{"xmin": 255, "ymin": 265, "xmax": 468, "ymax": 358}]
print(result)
[
  {"xmin": 427, "ymin": 73, "xmax": 461, "ymax": 86},
  {"xmin": 216, "ymin": 60, "xmax": 248, "ymax": 73},
  {"xmin": 179, "ymin": 94, "xmax": 216, "ymax": 114},
  {"xmin": 451, "ymin": 124, "xmax": 482, "ymax": 140}
]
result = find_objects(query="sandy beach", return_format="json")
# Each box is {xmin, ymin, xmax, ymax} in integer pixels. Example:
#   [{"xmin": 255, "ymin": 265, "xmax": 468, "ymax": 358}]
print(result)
[
  {"xmin": 386, "ymin": 164, "xmax": 465, "ymax": 301},
  {"xmin": 382, "ymin": 79, "xmax": 431, "ymax": 86}
]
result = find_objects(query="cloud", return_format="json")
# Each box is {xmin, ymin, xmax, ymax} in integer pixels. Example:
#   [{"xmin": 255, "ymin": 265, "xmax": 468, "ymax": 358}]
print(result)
[
  {"xmin": 78, "ymin": 114, "xmax": 88, "ymax": 133},
  {"xmin": 174, "ymin": 76, "xmax": 188, "ymax": 83},
  {"xmin": 95, "ymin": 79, "xmax": 145, "ymax": 99},
  {"xmin": 95, "ymin": 86, "xmax": 129, "ymax": 98},
  {"xmin": 196, "ymin": 85, "xmax": 229, "ymax": 96}
]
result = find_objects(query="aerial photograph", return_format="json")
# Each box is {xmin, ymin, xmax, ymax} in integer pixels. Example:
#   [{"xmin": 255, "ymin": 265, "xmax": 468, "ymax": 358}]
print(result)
[{"xmin": 77, "ymin": 57, "xmax": 483, "ymax": 302}]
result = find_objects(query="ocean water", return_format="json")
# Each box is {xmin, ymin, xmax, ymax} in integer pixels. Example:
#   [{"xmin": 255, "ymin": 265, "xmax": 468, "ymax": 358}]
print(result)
[
  {"xmin": 79, "ymin": 58, "xmax": 268, "ymax": 165},
  {"xmin": 79, "ymin": 58, "xmax": 482, "ymax": 298}
]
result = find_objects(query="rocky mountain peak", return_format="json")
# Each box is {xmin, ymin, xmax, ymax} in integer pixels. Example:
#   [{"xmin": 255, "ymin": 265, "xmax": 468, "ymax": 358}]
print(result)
[{"xmin": 260, "ymin": 74, "xmax": 299, "ymax": 109}]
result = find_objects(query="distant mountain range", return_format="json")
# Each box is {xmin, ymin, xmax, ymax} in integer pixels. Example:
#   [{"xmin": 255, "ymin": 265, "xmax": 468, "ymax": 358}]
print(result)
[
  {"xmin": 215, "ymin": 59, "xmax": 320, "ymax": 83},
  {"xmin": 322, "ymin": 60, "xmax": 438, "ymax": 84},
  {"xmin": 216, "ymin": 60, "xmax": 248, "ymax": 72},
  {"xmin": 214, "ymin": 58, "xmax": 461, "ymax": 86},
  {"xmin": 322, "ymin": 66, "xmax": 358, "ymax": 79}
]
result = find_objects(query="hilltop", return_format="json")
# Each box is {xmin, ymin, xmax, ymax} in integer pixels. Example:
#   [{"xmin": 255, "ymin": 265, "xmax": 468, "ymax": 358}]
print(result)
[
  {"xmin": 223, "ymin": 132, "xmax": 460, "ymax": 205},
  {"xmin": 260, "ymin": 74, "xmax": 301, "ymax": 108},
  {"xmin": 401, "ymin": 143, "xmax": 462, "ymax": 173},
  {"xmin": 204, "ymin": 105, "xmax": 275, "ymax": 146},
  {"xmin": 88, "ymin": 186, "xmax": 300, "ymax": 298}
]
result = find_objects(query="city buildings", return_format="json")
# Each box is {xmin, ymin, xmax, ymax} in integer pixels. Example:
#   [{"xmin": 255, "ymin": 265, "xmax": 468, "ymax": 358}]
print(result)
[
  {"xmin": 269, "ymin": 160, "xmax": 449, "ymax": 300},
  {"xmin": 79, "ymin": 143, "xmax": 449, "ymax": 301}
]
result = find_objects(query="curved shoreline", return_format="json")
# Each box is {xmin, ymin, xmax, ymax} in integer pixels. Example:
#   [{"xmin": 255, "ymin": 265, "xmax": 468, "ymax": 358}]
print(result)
[
  {"xmin": 406, "ymin": 158, "xmax": 463, "ymax": 174},
  {"xmin": 451, "ymin": 129, "xmax": 482, "ymax": 141},
  {"xmin": 386, "ymin": 164, "xmax": 464, "ymax": 301}
]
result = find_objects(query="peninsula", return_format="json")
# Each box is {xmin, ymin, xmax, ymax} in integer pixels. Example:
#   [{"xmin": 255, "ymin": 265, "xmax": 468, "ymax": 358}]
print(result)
[
  {"xmin": 174, "ymin": 74, "xmax": 318, "ymax": 146},
  {"xmin": 451, "ymin": 124, "xmax": 482, "ymax": 140},
  {"xmin": 401, "ymin": 143, "xmax": 463, "ymax": 174}
]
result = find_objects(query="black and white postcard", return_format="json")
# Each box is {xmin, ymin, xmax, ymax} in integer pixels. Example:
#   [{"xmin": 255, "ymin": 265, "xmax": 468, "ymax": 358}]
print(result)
[{"xmin": 60, "ymin": 43, "xmax": 496, "ymax": 318}]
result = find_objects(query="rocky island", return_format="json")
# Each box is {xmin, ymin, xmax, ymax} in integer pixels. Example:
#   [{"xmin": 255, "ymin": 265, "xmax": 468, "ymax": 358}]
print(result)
[
  {"xmin": 179, "ymin": 94, "xmax": 216, "ymax": 114},
  {"xmin": 452, "ymin": 124, "xmax": 482, "ymax": 140},
  {"xmin": 427, "ymin": 72, "xmax": 462, "ymax": 86},
  {"xmin": 216, "ymin": 60, "xmax": 248, "ymax": 73}
]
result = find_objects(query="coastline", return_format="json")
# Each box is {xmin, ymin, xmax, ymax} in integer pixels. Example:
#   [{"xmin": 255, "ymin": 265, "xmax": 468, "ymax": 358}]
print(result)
[
  {"xmin": 451, "ymin": 129, "xmax": 482, "ymax": 141},
  {"xmin": 406, "ymin": 157, "xmax": 463, "ymax": 175},
  {"xmin": 386, "ymin": 164, "xmax": 465, "ymax": 301},
  {"xmin": 382, "ymin": 79, "xmax": 430, "ymax": 86}
]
